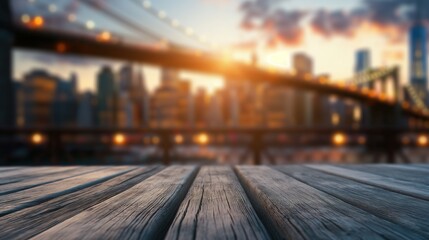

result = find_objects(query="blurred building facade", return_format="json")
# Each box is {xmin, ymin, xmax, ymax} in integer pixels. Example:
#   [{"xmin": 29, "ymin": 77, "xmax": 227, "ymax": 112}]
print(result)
[
  {"xmin": 17, "ymin": 70, "xmax": 77, "ymax": 127},
  {"xmin": 96, "ymin": 66, "xmax": 117, "ymax": 127}
]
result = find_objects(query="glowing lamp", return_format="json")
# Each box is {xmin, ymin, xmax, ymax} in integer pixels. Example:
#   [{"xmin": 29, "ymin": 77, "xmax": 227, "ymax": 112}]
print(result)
[
  {"xmin": 114, "ymin": 133, "xmax": 126, "ymax": 145},
  {"xmin": 196, "ymin": 133, "xmax": 209, "ymax": 145},
  {"xmin": 174, "ymin": 135, "xmax": 184, "ymax": 144},
  {"xmin": 33, "ymin": 16, "xmax": 44, "ymax": 28},
  {"xmin": 357, "ymin": 136, "xmax": 366, "ymax": 145},
  {"xmin": 417, "ymin": 135, "xmax": 428, "ymax": 147},
  {"xmin": 332, "ymin": 133, "xmax": 346, "ymax": 146},
  {"xmin": 31, "ymin": 133, "xmax": 43, "ymax": 145}
]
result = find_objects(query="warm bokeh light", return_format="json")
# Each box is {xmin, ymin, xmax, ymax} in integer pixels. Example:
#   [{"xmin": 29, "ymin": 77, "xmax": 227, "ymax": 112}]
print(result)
[
  {"xmin": 196, "ymin": 133, "xmax": 209, "ymax": 145},
  {"xmin": 31, "ymin": 133, "xmax": 43, "ymax": 145},
  {"xmin": 417, "ymin": 134, "xmax": 428, "ymax": 147},
  {"xmin": 29, "ymin": 16, "xmax": 44, "ymax": 28},
  {"xmin": 357, "ymin": 136, "xmax": 366, "ymax": 145},
  {"xmin": 174, "ymin": 134, "xmax": 184, "ymax": 144},
  {"xmin": 402, "ymin": 136, "xmax": 410, "ymax": 145},
  {"xmin": 332, "ymin": 133, "xmax": 346, "ymax": 146},
  {"xmin": 56, "ymin": 43, "xmax": 67, "ymax": 53},
  {"xmin": 152, "ymin": 136, "xmax": 160, "ymax": 145},
  {"xmin": 97, "ymin": 31, "xmax": 111, "ymax": 42},
  {"xmin": 86, "ymin": 20, "xmax": 95, "ymax": 29},
  {"xmin": 114, "ymin": 133, "xmax": 126, "ymax": 145},
  {"xmin": 21, "ymin": 14, "xmax": 30, "ymax": 24}
]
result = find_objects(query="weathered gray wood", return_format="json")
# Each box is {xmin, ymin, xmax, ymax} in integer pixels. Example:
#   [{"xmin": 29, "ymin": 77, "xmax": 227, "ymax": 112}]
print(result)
[
  {"xmin": 309, "ymin": 165, "xmax": 429, "ymax": 201},
  {"xmin": 397, "ymin": 164, "xmax": 429, "ymax": 172},
  {"xmin": 278, "ymin": 165, "xmax": 429, "ymax": 237},
  {"xmin": 0, "ymin": 167, "xmax": 22, "ymax": 173},
  {"xmin": 235, "ymin": 166, "xmax": 425, "ymax": 240},
  {"xmin": 0, "ymin": 167, "xmax": 76, "ymax": 183},
  {"xmin": 0, "ymin": 166, "xmax": 134, "ymax": 216},
  {"xmin": 0, "ymin": 166, "xmax": 106, "ymax": 195},
  {"xmin": 341, "ymin": 164, "xmax": 429, "ymax": 185},
  {"xmin": 166, "ymin": 166, "xmax": 269, "ymax": 240},
  {"xmin": 33, "ymin": 166, "xmax": 198, "ymax": 240},
  {"xmin": 0, "ymin": 166, "xmax": 161, "ymax": 240}
]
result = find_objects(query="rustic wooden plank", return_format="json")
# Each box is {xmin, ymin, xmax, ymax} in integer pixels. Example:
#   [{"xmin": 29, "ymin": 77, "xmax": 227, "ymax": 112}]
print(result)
[
  {"xmin": 341, "ymin": 164, "xmax": 429, "ymax": 185},
  {"xmin": 278, "ymin": 165, "xmax": 429, "ymax": 237},
  {"xmin": 235, "ymin": 166, "xmax": 424, "ymax": 240},
  {"xmin": 309, "ymin": 165, "xmax": 429, "ymax": 201},
  {"xmin": 32, "ymin": 166, "xmax": 198, "ymax": 240},
  {"xmin": 0, "ymin": 167, "xmax": 22, "ymax": 173},
  {"xmin": 0, "ymin": 166, "xmax": 107, "ymax": 195},
  {"xmin": 165, "ymin": 166, "xmax": 269, "ymax": 240},
  {"xmin": 0, "ymin": 167, "xmax": 77, "ymax": 183},
  {"xmin": 0, "ymin": 166, "xmax": 134, "ymax": 216},
  {"xmin": 0, "ymin": 166, "xmax": 162, "ymax": 239},
  {"xmin": 400, "ymin": 164, "xmax": 429, "ymax": 172}
]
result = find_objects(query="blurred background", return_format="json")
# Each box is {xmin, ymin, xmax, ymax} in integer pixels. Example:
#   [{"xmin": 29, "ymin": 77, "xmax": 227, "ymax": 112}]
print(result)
[{"xmin": 1, "ymin": 0, "xmax": 429, "ymax": 165}]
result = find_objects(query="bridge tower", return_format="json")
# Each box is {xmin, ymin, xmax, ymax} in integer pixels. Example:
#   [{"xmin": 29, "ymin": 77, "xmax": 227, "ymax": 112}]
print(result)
[
  {"xmin": 365, "ymin": 67, "xmax": 407, "ymax": 163},
  {"xmin": 0, "ymin": 0, "xmax": 15, "ymax": 126}
]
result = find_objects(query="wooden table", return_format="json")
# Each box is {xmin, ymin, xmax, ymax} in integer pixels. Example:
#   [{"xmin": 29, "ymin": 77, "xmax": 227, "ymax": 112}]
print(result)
[{"xmin": 0, "ymin": 164, "xmax": 428, "ymax": 239}]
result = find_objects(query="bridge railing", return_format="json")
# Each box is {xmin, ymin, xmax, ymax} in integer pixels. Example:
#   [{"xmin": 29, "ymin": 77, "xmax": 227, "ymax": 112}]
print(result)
[{"xmin": 0, "ymin": 127, "xmax": 428, "ymax": 165}]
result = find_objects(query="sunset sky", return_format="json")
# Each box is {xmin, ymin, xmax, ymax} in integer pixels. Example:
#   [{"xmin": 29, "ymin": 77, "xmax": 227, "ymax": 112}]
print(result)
[{"xmin": 12, "ymin": 0, "xmax": 425, "ymax": 93}]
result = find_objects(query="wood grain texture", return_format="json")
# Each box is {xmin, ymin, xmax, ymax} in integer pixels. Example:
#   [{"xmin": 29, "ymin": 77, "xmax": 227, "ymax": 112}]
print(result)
[
  {"xmin": 0, "ymin": 166, "xmax": 106, "ymax": 195},
  {"xmin": 32, "ymin": 166, "xmax": 198, "ymax": 240},
  {"xmin": 235, "ymin": 166, "xmax": 424, "ymax": 240},
  {"xmin": 166, "ymin": 166, "xmax": 269, "ymax": 240},
  {"xmin": 278, "ymin": 165, "xmax": 429, "ymax": 237},
  {"xmin": 0, "ymin": 167, "xmax": 77, "ymax": 185},
  {"xmin": 0, "ymin": 166, "xmax": 161, "ymax": 240},
  {"xmin": 341, "ymin": 164, "xmax": 429, "ymax": 185},
  {"xmin": 0, "ymin": 166, "xmax": 134, "ymax": 216},
  {"xmin": 309, "ymin": 165, "xmax": 429, "ymax": 201}
]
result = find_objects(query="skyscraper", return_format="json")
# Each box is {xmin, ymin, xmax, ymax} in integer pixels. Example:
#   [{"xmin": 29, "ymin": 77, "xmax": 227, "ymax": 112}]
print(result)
[
  {"xmin": 77, "ymin": 91, "xmax": 96, "ymax": 127},
  {"xmin": 21, "ymin": 70, "xmax": 59, "ymax": 127},
  {"xmin": 118, "ymin": 64, "xmax": 149, "ymax": 127},
  {"xmin": 410, "ymin": 1, "xmax": 428, "ymax": 94},
  {"xmin": 293, "ymin": 53, "xmax": 314, "ymax": 126},
  {"xmin": 355, "ymin": 49, "xmax": 371, "ymax": 73},
  {"xmin": 96, "ymin": 66, "xmax": 117, "ymax": 127}
]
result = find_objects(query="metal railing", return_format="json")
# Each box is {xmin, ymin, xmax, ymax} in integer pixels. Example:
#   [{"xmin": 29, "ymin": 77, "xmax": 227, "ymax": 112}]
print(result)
[{"xmin": 1, "ymin": 127, "xmax": 429, "ymax": 165}]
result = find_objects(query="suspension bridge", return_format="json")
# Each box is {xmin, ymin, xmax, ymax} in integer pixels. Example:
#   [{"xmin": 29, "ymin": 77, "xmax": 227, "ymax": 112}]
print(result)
[{"xmin": 1, "ymin": 0, "xmax": 429, "ymax": 165}]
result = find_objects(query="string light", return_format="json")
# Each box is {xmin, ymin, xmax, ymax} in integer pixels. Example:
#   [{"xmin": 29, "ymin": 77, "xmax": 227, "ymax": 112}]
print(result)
[
  {"xmin": 133, "ymin": 0, "xmax": 221, "ymax": 50},
  {"xmin": 86, "ymin": 20, "xmax": 95, "ymax": 29},
  {"xmin": 143, "ymin": 0, "xmax": 151, "ymax": 8},
  {"xmin": 21, "ymin": 14, "xmax": 30, "ymax": 23},
  {"xmin": 68, "ymin": 14, "xmax": 76, "ymax": 22},
  {"xmin": 48, "ymin": 4, "xmax": 57, "ymax": 13}
]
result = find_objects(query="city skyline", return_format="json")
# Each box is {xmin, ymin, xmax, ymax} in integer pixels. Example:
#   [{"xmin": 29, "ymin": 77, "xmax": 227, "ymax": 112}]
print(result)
[{"xmin": 12, "ymin": 0, "xmax": 429, "ymax": 93}]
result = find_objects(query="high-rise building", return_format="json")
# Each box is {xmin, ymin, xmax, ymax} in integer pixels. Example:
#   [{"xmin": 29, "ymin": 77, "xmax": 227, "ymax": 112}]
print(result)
[
  {"xmin": 263, "ymin": 87, "xmax": 290, "ymax": 128},
  {"xmin": 409, "ymin": 2, "xmax": 428, "ymax": 98},
  {"xmin": 20, "ymin": 70, "xmax": 59, "ymax": 127},
  {"xmin": 293, "ymin": 53, "xmax": 314, "ymax": 126},
  {"xmin": 293, "ymin": 53, "xmax": 313, "ymax": 76},
  {"xmin": 118, "ymin": 64, "xmax": 149, "ymax": 127},
  {"xmin": 150, "ymin": 68, "xmax": 191, "ymax": 128},
  {"xmin": 52, "ymin": 74, "xmax": 78, "ymax": 127},
  {"xmin": 194, "ymin": 88, "xmax": 209, "ymax": 127},
  {"xmin": 207, "ymin": 90, "xmax": 224, "ymax": 127},
  {"xmin": 96, "ymin": 66, "xmax": 117, "ymax": 127},
  {"xmin": 77, "ymin": 91, "xmax": 96, "ymax": 127},
  {"xmin": 355, "ymin": 49, "xmax": 371, "ymax": 73}
]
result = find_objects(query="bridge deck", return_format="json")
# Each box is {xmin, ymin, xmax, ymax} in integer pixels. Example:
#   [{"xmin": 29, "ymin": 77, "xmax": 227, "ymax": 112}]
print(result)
[{"xmin": 1, "ymin": 165, "xmax": 428, "ymax": 239}]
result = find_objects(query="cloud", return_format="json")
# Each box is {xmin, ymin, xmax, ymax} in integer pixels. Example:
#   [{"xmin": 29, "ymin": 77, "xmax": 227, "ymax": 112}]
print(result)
[
  {"xmin": 262, "ymin": 9, "xmax": 306, "ymax": 46},
  {"xmin": 239, "ymin": 0, "xmax": 305, "ymax": 46},
  {"xmin": 239, "ymin": 0, "xmax": 427, "ymax": 47},
  {"xmin": 310, "ymin": 9, "xmax": 365, "ymax": 38}
]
